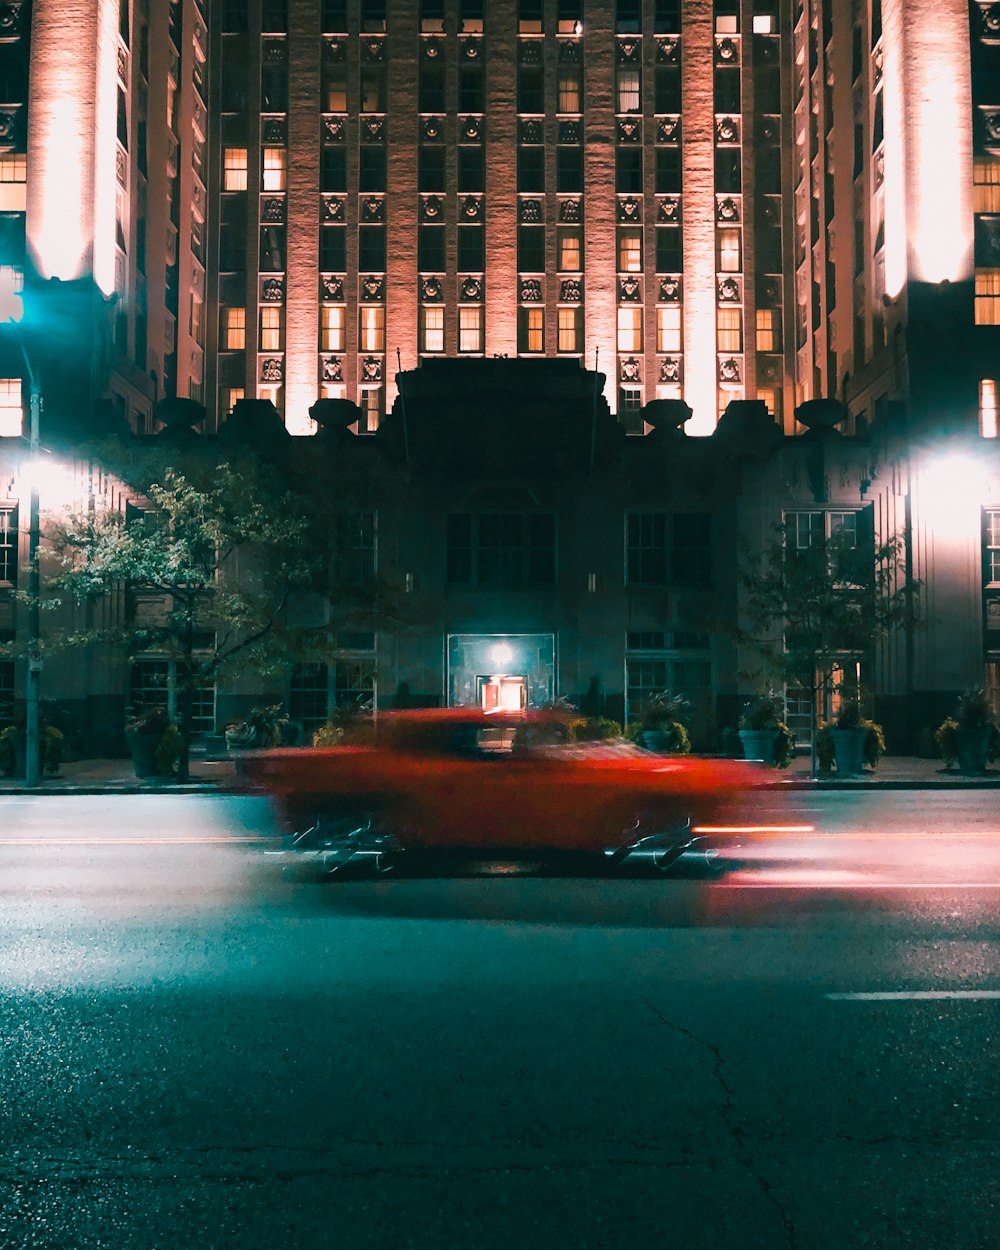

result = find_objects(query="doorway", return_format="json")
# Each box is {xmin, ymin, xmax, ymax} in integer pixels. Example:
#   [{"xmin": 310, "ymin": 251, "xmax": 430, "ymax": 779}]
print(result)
[{"xmin": 478, "ymin": 674, "xmax": 527, "ymax": 713}]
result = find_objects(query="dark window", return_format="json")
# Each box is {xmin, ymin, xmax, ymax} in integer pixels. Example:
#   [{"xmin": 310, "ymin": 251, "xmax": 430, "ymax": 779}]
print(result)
[
  {"xmin": 262, "ymin": 0, "xmax": 288, "ymax": 30},
  {"xmin": 853, "ymin": 123, "xmax": 864, "ymax": 178},
  {"xmin": 518, "ymin": 65, "xmax": 544, "ymax": 113},
  {"xmin": 655, "ymin": 225, "xmax": 681, "ymax": 272},
  {"xmin": 757, "ymin": 223, "xmax": 782, "ymax": 272},
  {"xmin": 655, "ymin": 146, "xmax": 681, "ymax": 193},
  {"xmin": 334, "ymin": 511, "xmax": 376, "ymax": 585},
  {"xmin": 219, "ymin": 197, "xmax": 246, "ymax": 270},
  {"xmin": 872, "ymin": 91, "xmax": 884, "ymax": 150},
  {"xmin": 361, "ymin": 0, "xmax": 386, "ymax": 33},
  {"xmin": 459, "ymin": 68, "xmax": 483, "ymax": 112},
  {"xmin": 320, "ymin": 225, "xmax": 346, "ymax": 271},
  {"xmin": 518, "ymin": 225, "xmax": 545, "ymax": 272},
  {"xmin": 518, "ymin": 146, "xmax": 544, "ymax": 192},
  {"xmin": 0, "ymin": 506, "xmax": 17, "ymax": 586},
  {"xmin": 757, "ymin": 148, "xmax": 781, "ymax": 194},
  {"xmin": 359, "ymin": 146, "xmax": 386, "ymax": 191},
  {"xmin": 259, "ymin": 226, "xmax": 286, "ymax": 271},
  {"xmin": 617, "ymin": 148, "xmax": 643, "ymax": 193},
  {"xmin": 458, "ymin": 146, "xmax": 484, "ymax": 191},
  {"xmin": 458, "ymin": 226, "xmax": 484, "ymax": 271},
  {"xmin": 715, "ymin": 149, "xmax": 741, "ymax": 193},
  {"xmin": 616, "ymin": 0, "xmax": 641, "ymax": 33},
  {"xmin": 715, "ymin": 66, "xmax": 740, "ymax": 112},
  {"xmin": 361, "ymin": 67, "xmax": 385, "ymax": 111},
  {"xmin": 322, "ymin": 0, "xmax": 348, "ymax": 32},
  {"xmin": 557, "ymin": 146, "xmax": 583, "ymax": 192},
  {"xmin": 654, "ymin": 0, "xmax": 680, "ymax": 32},
  {"xmin": 117, "ymin": 87, "xmax": 128, "ymax": 148},
  {"xmin": 448, "ymin": 513, "xmax": 555, "ymax": 585},
  {"xmin": 672, "ymin": 513, "xmax": 711, "ymax": 584},
  {"xmin": 359, "ymin": 226, "xmax": 385, "ymax": 271},
  {"xmin": 289, "ymin": 663, "xmax": 329, "ymax": 734},
  {"xmin": 418, "ymin": 225, "xmax": 446, "ymax": 271},
  {"xmin": 321, "ymin": 146, "xmax": 347, "ymax": 192},
  {"xmin": 261, "ymin": 59, "xmax": 287, "ymax": 110},
  {"xmin": 420, "ymin": 146, "xmax": 446, "ymax": 191},
  {"xmin": 655, "ymin": 66, "xmax": 681, "ymax": 113},
  {"xmin": 558, "ymin": 0, "xmax": 581, "ymax": 30},
  {"xmin": 421, "ymin": 0, "xmax": 445, "ymax": 31},
  {"xmin": 627, "ymin": 513, "xmax": 667, "ymax": 585},
  {"xmin": 419, "ymin": 67, "xmax": 445, "ymax": 112},
  {"xmin": 222, "ymin": 0, "xmax": 248, "ymax": 32},
  {"xmin": 519, "ymin": 0, "xmax": 543, "ymax": 33},
  {"xmin": 119, "ymin": 0, "xmax": 129, "ymax": 41}
]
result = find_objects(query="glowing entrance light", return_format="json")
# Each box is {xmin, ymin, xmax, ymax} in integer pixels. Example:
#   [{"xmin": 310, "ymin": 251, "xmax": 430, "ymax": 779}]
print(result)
[
  {"xmin": 916, "ymin": 449, "xmax": 992, "ymax": 541},
  {"xmin": 491, "ymin": 642, "xmax": 513, "ymax": 666}
]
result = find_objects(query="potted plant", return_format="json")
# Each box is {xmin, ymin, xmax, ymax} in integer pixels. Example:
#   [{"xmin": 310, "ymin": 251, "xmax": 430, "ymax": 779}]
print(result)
[
  {"xmin": 934, "ymin": 688, "xmax": 1000, "ymax": 774},
  {"xmin": 738, "ymin": 693, "xmax": 795, "ymax": 768},
  {"xmin": 569, "ymin": 717, "xmax": 623, "ymax": 743},
  {"xmin": 224, "ymin": 704, "xmax": 290, "ymax": 750},
  {"xmin": 0, "ymin": 720, "xmax": 64, "ymax": 778},
  {"xmin": 817, "ymin": 702, "xmax": 886, "ymax": 776},
  {"xmin": 125, "ymin": 706, "xmax": 181, "ymax": 779},
  {"xmin": 628, "ymin": 691, "xmax": 692, "ymax": 754}
]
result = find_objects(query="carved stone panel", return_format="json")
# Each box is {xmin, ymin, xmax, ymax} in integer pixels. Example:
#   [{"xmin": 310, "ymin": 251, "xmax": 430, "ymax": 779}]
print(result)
[
  {"xmin": 618, "ymin": 277, "xmax": 642, "ymax": 302},
  {"xmin": 658, "ymin": 117, "xmax": 680, "ymax": 143},
  {"xmin": 520, "ymin": 278, "xmax": 542, "ymax": 302},
  {"xmin": 460, "ymin": 116, "xmax": 481, "ymax": 141},
  {"xmin": 421, "ymin": 276, "xmax": 443, "ymax": 301},
  {"xmin": 321, "ymin": 356, "xmax": 343, "ymax": 382},
  {"xmin": 360, "ymin": 355, "xmax": 382, "ymax": 382},
  {"xmin": 617, "ymin": 38, "xmax": 640, "ymax": 62},
  {"xmin": 421, "ymin": 195, "xmax": 444, "ymax": 221},
  {"xmin": 658, "ymin": 276, "xmax": 682, "ymax": 301},
  {"xmin": 519, "ymin": 119, "xmax": 543, "ymax": 144},
  {"xmin": 618, "ymin": 118, "xmax": 641, "ymax": 143},
  {"xmin": 321, "ymin": 275, "xmax": 345, "ymax": 301},
  {"xmin": 324, "ymin": 117, "xmax": 346, "ymax": 141},
  {"xmin": 360, "ymin": 275, "xmax": 384, "ymax": 301},
  {"xmin": 422, "ymin": 116, "xmax": 443, "ymax": 141},
  {"xmin": 520, "ymin": 198, "xmax": 542, "ymax": 223},
  {"xmin": 460, "ymin": 277, "xmax": 483, "ymax": 301},
  {"xmin": 716, "ymin": 37, "xmax": 739, "ymax": 64},
  {"xmin": 659, "ymin": 357, "xmax": 681, "ymax": 384},
  {"xmin": 322, "ymin": 196, "xmax": 345, "ymax": 222},
  {"xmin": 716, "ymin": 196, "xmax": 740, "ymax": 222},
  {"xmin": 261, "ymin": 197, "xmax": 284, "ymax": 223},
  {"xmin": 460, "ymin": 196, "xmax": 483, "ymax": 221},
  {"xmin": 718, "ymin": 357, "xmax": 742, "ymax": 385},
  {"xmin": 560, "ymin": 278, "xmax": 582, "ymax": 302},
  {"xmin": 620, "ymin": 357, "xmax": 641, "ymax": 383},
  {"xmin": 658, "ymin": 197, "xmax": 681, "ymax": 223},
  {"xmin": 718, "ymin": 276, "xmax": 741, "ymax": 303},
  {"xmin": 716, "ymin": 116, "xmax": 739, "ymax": 144},
  {"xmin": 361, "ymin": 196, "xmax": 384, "ymax": 222},
  {"xmin": 362, "ymin": 117, "xmax": 384, "ymax": 142},
  {"xmin": 559, "ymin": 199, "xmax": 581, "ymax": 223},
  {"xmin": 260, "ymin": 357, "xmax": 284, "ymax": 383},
  {"xmin": 261, "ymin": 277, "xmax": 284, "ymax": 302},
  {"xmin": 657, "ymin": 38, "xmax": 679, "ymax": 63},
  {"xmin": 618, "ymin": 196, "xmax": 642, "ymax": 222}
]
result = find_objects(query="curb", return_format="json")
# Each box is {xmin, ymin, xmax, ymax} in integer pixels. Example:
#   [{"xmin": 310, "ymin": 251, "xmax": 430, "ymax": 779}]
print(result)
[{"xmin": 0, "ymin": 784, "xmax": 226, "ymax": 796}]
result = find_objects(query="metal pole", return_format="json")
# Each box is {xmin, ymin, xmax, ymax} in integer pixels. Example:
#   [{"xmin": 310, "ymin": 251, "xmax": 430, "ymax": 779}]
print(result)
[{"xmin": 25, "ymin": 378, "xmax": 41, "ymax": 787}]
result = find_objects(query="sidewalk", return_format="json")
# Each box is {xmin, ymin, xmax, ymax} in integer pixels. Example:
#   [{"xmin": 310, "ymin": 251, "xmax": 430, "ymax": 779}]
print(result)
[{"xmin": 0, "ymin": 752, "xmax": 998, "ymax": 794}]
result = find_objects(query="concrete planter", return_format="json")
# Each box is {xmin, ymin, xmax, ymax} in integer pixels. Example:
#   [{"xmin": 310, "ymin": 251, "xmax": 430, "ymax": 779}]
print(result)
[
  {"xmin": 830, "ymin": 728, "xmax": 867, "ymax": 777},
  {"xmin": 956, "ymin": 727, "xmax": 992, "ymax": 774},
  {"xmin": 738, "ymin": 728, "xmax": 779, "ymax": 764}
]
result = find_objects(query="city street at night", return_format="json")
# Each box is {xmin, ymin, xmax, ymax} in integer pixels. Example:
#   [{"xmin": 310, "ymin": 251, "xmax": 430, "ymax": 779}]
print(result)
[{"xmin": 1, "ymin": 791, "xmax": 998, "ymax": 1249}]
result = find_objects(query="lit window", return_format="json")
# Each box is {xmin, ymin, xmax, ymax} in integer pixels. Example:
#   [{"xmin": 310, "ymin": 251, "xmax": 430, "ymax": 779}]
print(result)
[
  {"xmin": 716, "ymin": 14, "xmax": 738, "ymax": 33},
  {"xmin": 360, "ymin": 387, "xmax": 383, "ymax": 433},
  {"xmin": 617, "ymin": 67, "xmax": 640, "ymax": 114},
  {"xmin": 976, "ymin": 270, "xmax": 1000, "ymax": 326},
  {"xmin": 224, "ymin": 306, "xmax": 245, "ymax": 350},
  {"xmin": 262, "ymin": 147, "xmax": 286, "ymax": 191},
  {"xmin": 718, "ymin": 228, "xmax": 742, "ymax": 272},
  {"xmin": 0, "ymin": 265, "xmax": 23, "ymax": 294},
  {"xmin": 987, "ymin": 510, "xmax": 1000, "ymax": 583},
  {"xmin": 717, "ymin": 307, "xmax": 742, "ymax": 352},
  {"xmin": 617, "ymin": 306, "xmax": 642, "ymax": 352},
  {"xmin": 619, "ymin": 387, "xmax": 644, "ymax": 433},
  {"xmin": 519, "ymin": 307, "xmax": 544, "ymax": 353},
  {"xmin": 757, "ymin": 387, "xmax": 781, "ymax": 419},
  {"xmin": 220, "ymin": 387, "xmax": 244, "ymax": 417},
  {"xmin": 751, "ymin": 14, "xmax": 773, "ymax": 34},
  {"xmin": 359, "ymin": 306, "xmax": 385, "ymax": 351},
  {"xmin": 558, "ymin": 228, "xmax": 583, "ymax": 271},
  {"xmin": 756, "ymin": 307, "xmax": 781, "ymax": 352},
  {"xmin": 259, "ymin": 306, "xmax": 283, "ymax": 350},
  {"xmin": 459, "ymin": 305, "xmax": 483, "ymax": 353},
  {"xmin": 557, "ymin": 306, "xmax": 582, "ymax": 353},
  {"xmin": 0, "ymin": 378, "xmax": 21, "ymax": 438},
  {"xmin": 223, "ymin": 147, "xmax": 248, "ymax": 191},
  {"xmin": 656, "ymin": 305, "xmax": 681, "ymax": 353},
  {"xmin": 558, "ymin": 69, "xmax": 581, "ymax": 113},
  {"xmin": 618, "ymin": 230, "xmax": 643, "ymax": 273},
  {"xmin": 981, "ymin": 379, "xmax": 999, "ymax": 439},
  {"xmin": 321, "ymin": 305, "xmax": 346, "ymax": 351},
  {"xmin": 974, "ymin": 157, "xmax": 1000, "ymax": 214},
  {"xmin": 656, "ymin": 383, "xmax": 681, "ymax": 400},
  {"xmin": 0, "ymin": 155, "xmax": 26, "ymax": 182},
  {"xmin": 421, "ymin": 305, "xmax": 445, "ymax": 353},
  {"xmin": 0, "ymin": 503, "xmax": 17, "ymax": 585},
  {"xmin": 321, "ymin": 383, "xmax": 346, "ymax": 400}
]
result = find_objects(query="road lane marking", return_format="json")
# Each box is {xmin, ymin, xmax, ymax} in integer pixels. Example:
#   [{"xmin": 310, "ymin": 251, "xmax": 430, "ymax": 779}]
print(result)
[
  {"xmin": 826, "ymin": 991, "xmax": 1000, "ymax": 1001},
  {"xmin": 713, "ymin": 882, "xmax": 1000, "ymax": 889},
  {"xmin": 0, "ymin": 836, "xmax": 273, "ymax": 845},
  {"xmin": 693, "ymin": 824, "xmax": 816, "ymax": 833},
  {"xmin": 696, "ymin": 828, "xmax": 1000, "ymax": 838}
]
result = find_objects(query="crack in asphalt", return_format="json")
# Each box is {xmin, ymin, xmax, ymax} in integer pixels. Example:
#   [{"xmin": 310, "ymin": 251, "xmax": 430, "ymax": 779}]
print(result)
[{"xmin": 644, "ymin": 999, "xmax": 799, "ymax": 1250}]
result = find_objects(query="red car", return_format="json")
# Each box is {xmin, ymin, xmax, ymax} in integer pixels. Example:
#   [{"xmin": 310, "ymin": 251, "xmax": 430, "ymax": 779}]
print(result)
[{"xmin": 236, "ymin": 708, "xmax": 763, "ymax": 877}]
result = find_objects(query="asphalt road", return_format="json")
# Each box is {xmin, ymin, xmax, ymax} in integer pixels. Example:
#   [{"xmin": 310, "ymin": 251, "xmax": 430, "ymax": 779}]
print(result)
[{"xmin": 0, "ymin": 791, "xmax": 998, "ymax": 1250}]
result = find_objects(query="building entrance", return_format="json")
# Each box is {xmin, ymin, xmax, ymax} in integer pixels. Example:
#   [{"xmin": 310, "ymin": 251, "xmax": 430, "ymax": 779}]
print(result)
[
  {"xmin": 447, "ymin": 634, "xmax": 554, "ymax": 709},
  {"xmin": 477, "ymin": 674, "xmax": 527, "ymax": 712}
]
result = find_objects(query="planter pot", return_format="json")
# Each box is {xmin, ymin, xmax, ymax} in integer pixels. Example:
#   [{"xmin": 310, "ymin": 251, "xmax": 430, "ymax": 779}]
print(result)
[
  {"xmin": 739, "ymin": 728, "xmax": 779, "ymax": 764},
  {"xmin": 126, "ymin": 730, "xmax": 161, "ymax": 779},
  {"xmin": 830, "ymin": 728, "xmax": 867, "ymax": 777},
  {"xmin": 640, "ymin": 729, "xmax": 672, "ymax": 753},
  {"xmin": 956, "ymin": 726, "xmax": 992, "ymax": 774}
]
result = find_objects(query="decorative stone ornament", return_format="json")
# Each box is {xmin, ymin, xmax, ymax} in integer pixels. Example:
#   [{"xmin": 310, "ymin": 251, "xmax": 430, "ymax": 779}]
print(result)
[
  {"xmin": 982, "ymin": 108, "xmax": 1000, "ymax": 142},
  {"xmin": 979, "ymin": 2, "xmax": 1000, "ymax": 40},
  {"xmin": 322, "ymin": 197, "xmax": 345, "ymax": 222},
  {"xmin": 718, "ymin": 277, "xmax": 741, "ymax": 303},
  {"xmin": 558, "ymin": 120, "xmax": 581, "ymax": 143},
  {"xmin": 659, "ymin": 357, "xmax": 681, "ymax": 384},
  {"xmin": 618, "ymin": 197, "xmax": 642, "ymax": 222},
  {"xmin": 617, "ymin": 38, "xmax": 640, "ymax": 62},
  {"xmin": 261, "ymin": 118, "xmax": 285, "ymax": 143},
  {"xmin": 559, "ymin": 199, "xmax": 582, "ymax": 223},
  {"xmin": 261, "ymin": 278, "xmax": 284, "ymax": 302},
  {"xmin": 0, "ymin": 4, "xmax": 23, "ymax": 35},
  {"xmin": 422, "ymin": 116, "xmax": 443, "ymax": 141},
  {"xmin": 361, "ymin": 356, "xmax": 382, "ymax": 382},
  {"xmin": 461, "ymin": 38, "xmax": 481, "ymax": 60},
  {"xmin": 325, "ymin": 37, "xmax": 346, "ymax": 60},
  {"xmin": 618, "ymin": 118, "xmax": 641, "ymax": 143},
  {"xmin": 558, "ymin": 40, "xmax": 581, "ymax": 63},
  {"xmin": 520, "ymin": 199, "xmax": 542, "ymax": 223},
  {"xmin": 422, "ymin": 37, "xmax": 442, "ymax": 59},
  {"xmin": 461, "ymin": 116, "xmax": 481, "ymax": 141},
  {"xmin": 461, "ymin": 196, "xmax": 482, "ymax": 221},
  {"xmin": 717, "ymin": 196, "xmax": 740, "ymax": 222},
  {"xmin": 324, "ymin": 117, "xmax": 346, "ymax": 141},
  {"xmin": 715, "ymin": 37, "xmax": 739, "ymax": 63},
  {"xmin": 620, "ymin": 358, "xmax": 641, "ymax": 383},
  {"xmin": 421, "ymin": 196, "xmax": 443, "ymax": 221},
  {"xmin": 874, "ymin": 149, "xmax": 885, "ymax": 190},
  {"xmin": 460, "ymin": 277, "xmax": 482, "ymax": 301},
  {"xmin": 656, "ymin": 38, "xmax": 679, "ymax": 63},
  {"xmin": 560, "ymin": 279, "xmax": 582, "ymax": 302},
  {"xmin": 116, "ymin": 148, "xmax": 127, "ymax": 187},
  {"xmin": 362, "ymin": 197, "xmax": 384, "ymax": 222},
  {"xmin": 716, "ymin": 116, "xmax": 740, "ymax": 144},
  {"xmin": 321, "ymin": 275, "xmax": 344, "ymax": 301},
  {"xmin": 719, "ymin": 358, "xmax": 742, "ymax": 385},
  {"xmin": 658, "ymin": 197, "xmax": 681, "ymax": 223},
  {"xmin": 520, "ymin": 41, "xmax": 542, "ymax": 65},
  {"xmin": 520, "ymin": 279, "xmax": 542, "ymax": 302},
  {"xmin": 421, "ymin": 276, "xmax": 443, "ymax": 301},
  {"xmin": 362, "ymin": 117, "xmax": 384, "ymax": 142},
  {"xmin": 362, "ymin": 38, "xmax": 384, "ymax": 61},
  {"xmin": 761, "ymin": 197, "xmax": 780, "ymax": 224},
  {"xmin": 658, "ymin": 276, "xmax": 681, "ymax": 301},
  {"xmin": 760, "ymin": 276, "xmax": 782, "ymax": 305},
  {"xmin": 758, "ymin": 115, "xmax": 780, "ymax": 143},
  {"xmin": 519, "ymin": 119, "xmax": 543, "ymax": 144},
  {"xmin": 619, "ymin": 277, "xmax": 642, "ymax": 302},
  {"xmin": 321, "ymin": 356, "xmax": 343, "ymax": 382},
  {"xmin": 262, "ymin": 197, "xmax": 284, "ymax": 223},
  {"xmin": 872, "ymin": 44, "xmax": 883, "ymax": 84},
  {"xmin": 657, "ymin": 117, "xmax": 680, "ymax": 143},
  {"xmin": 360, "ymin": 276, "xmax": 384, "ymax": 300},
  {"xmin": 260, "ymin": 358, "xmax": 284, "ymax": 383}
]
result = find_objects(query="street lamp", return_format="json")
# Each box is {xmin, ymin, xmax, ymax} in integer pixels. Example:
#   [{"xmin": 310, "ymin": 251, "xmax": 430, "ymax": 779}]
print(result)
[{"xmin": 1, "ymin": 283, "xmax": 42, "ymax": 786}]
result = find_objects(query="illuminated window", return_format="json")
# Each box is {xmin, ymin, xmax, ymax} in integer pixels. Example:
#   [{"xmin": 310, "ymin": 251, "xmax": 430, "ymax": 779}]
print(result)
[
  {"xmin": 752, "ymin": 14, "xmax": 773, "ymax": 33},
  {"xmin": 0, "ymin": 155, "xmax": 26, "ymax": 182},
  {"xmin": 656, "ymin": 305, "xmax": 681, "ymax": 352},
  {"xmin": 0, "ymin": 265, "xmax": 23, "ymax": 294},
  {"xmin": 420, "ymin": 305, "xmax": 445, "ymax": 352},
  {"xmin": 259, "ymin": 306, "xmax": 283, "ymax": 350},
  {"xmin": 718, "ymin": 228, "xmax": 742, "ymax": 272},
  {"xmin": 981, "ymin": 379, "xmax": 999, "ymax": 439},
  {"xmin": 0, "ymin": 504, "xmax": 17, "ymax": 585},
  {"xmin": 986, "ymin": 510, "xmax": 1000, "ymax": 583},
  {"xmin": 656, "ymin": 383, "xmax": 681, "ymax": 400},
  {"xmin": 618, "ymin": 229, "xmax": 643, "ymax": 272},
  {"xmin": 519, "ymin": 0, "xmax": 543, "ymax": 33},
  {"xmin": 715, "ymin": 14, "xmax": 738, "ymax": 34},
  {"xmin": 558, "ymin": 228, "xmax": 583, "ymax": 271},
  {"xmin": 757, "ymin": 387, "xmax": 782, "ymax": 421},
  {"xmin": 359, "ymin": 388, "xmax": 383, "ymax": 433},
  {"xmin": 224, "ymin": 306, "xmax": 245, "ymax": 350},
  {"xmin": 323, "ymin": 68, "xmax": 348, "ymax": 112},
  {"xmin": 321, "ymin": 383, "xmax": 346, "ymax": 400},
  {"xmin": 755, "ymin": 307, "xmax": 781, "ymax": 352},
  {"xmin": 518, "ymin": 307, "xmax": 544, "ymax": 353},
  {"xmin": 359, "ymin": 306, "xmax": 385, "ymax": 351},
  {"xmin": 558, "ymin": 69, "xmax": 581, "ymax": 113},
  {"xmin": 617, "ymin": 67, "xmax": 640, "ymax": 114},
  {"xmin": 220, "ymin": 387, "xmax": 244, "ymax": 417},
  {"xmin": 0, "ymin": 378, "xmax": 21, "ymax": 438},
  {"xmin": 974, "ymin": 158, "xmax": 1000, "ymax": 214},
  {"xmin": 617, "ymin": 306, "xmax": 642, "ymax": 352},
  {"xmin": 262, "ymin": 148, "xmax": 286, "ymax": 191},
  {"xmin": 786, "ymin": 510, "xmax": 858, "ymax": 550},
  {"xmin": 223, "ymin": 147, "xmax": 247, "ymax": 191},
  {"xmin": 459, "ymin": 305, "xmax": 483, "ymax": 353},
  {"xmin": 717, "ymin": 307, "xmax": 742, "ymax": 352},
  {"xmin": 321, "ymin": 305, "xmax": 346, "ymax": 351},
  {"xmin": 975, "ymin": 270, "xmax": 1000, "ymax": 326},
  {"xmin": 557, "ymin": 306, "xmax": 582, "ymax": 353}
]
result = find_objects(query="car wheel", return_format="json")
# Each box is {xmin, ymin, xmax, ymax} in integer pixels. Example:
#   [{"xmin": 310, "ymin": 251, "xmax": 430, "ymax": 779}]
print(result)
[{"xmin": 285, "ymin": 801, "xmax": 401, "ymax": 878}]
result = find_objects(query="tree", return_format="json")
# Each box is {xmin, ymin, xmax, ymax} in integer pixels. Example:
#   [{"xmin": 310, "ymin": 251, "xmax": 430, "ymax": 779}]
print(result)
[
  {"xmin": 737, "ymin": 523, "xmax": 919, "ymax": 776},
  {"xmin": 49, "ymin": 441, "xmax": 388, "ymax": 781}
]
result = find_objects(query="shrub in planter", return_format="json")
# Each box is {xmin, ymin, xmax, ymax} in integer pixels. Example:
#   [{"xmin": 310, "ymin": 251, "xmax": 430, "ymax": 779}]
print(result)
[
  {"xmin": 627, "ymin": 691, "xmax": 693, "ymax": 754},
  {"xmin": 125, "ymin": 707, "xmax": 181, "ymax": 778},
  {"xmin": 224, "ymin": 704, "xmax": 290, "ymax": 750},
  {"xmin": 935, "ymin": 688, "xmax": 1000, "ymax": 771},
  {"xmin": 569, "ymin": 717, "xmax": 623, "ymax": 742},
  {"xmin": 737, "ymin": 693, "xmax": 795, "ymax": 768},
  {"xmin": 816, "ymin": 705, "xmax": 885, "ymax": 774},
  {"xmin": 0, "ymin": 723, "xmax": 64, "ymax": 777}
]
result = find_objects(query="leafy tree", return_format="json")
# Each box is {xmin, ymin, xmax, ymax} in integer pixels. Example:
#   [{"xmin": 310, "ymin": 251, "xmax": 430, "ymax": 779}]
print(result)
[
  {"xmin": 737, "ymin": 524, "xmax": 919, "ymax": 776},
  {"xmin": 48, "ymin": 441, "xmax": 390, "ymax": 781}
]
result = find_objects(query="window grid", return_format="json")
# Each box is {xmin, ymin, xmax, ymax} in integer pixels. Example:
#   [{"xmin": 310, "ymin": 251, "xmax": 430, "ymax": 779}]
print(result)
[
  {"xmin": 717, "ymin": 307, "xmax": 742, "ymax": 352},
  {"xmin": 0, "ymin": 505, "xmax": 17, "ymax": 585},
  {"xmin": 987, "ymin": 510, "xmax": 1000, "ymax": 584},
  {"xmin": 259, "ymin": 306, "xmax": 282, "ymax": 350},
  {"xmin": 421, "ymin": 305, "xmax": 445, "ymax": 353},
  {"xmin": 975, "ymin": 270, "xmax": 1000, "ymax": 326},
  {"xmin": 459, "ymin": 305, "xmax": 483, "ymax": 353},
  {"xmin": 617, "ymin": 229, "xmax": 642, "ymax": 273},
  {"xmin": 617, "ymin": 306, "xmax": 642, "ymax": 352},
  {"xmin": 223, "ymin": 147, "xmax": 248, "ymax": 190},
  {"xmin": 321, "ymin": 305, "xmax": 346, "ymax": 351},
  {"xmin": 0, "ymin": 377, "xmax": 21, "ymax": 438},
  {"xmin": 262, "ymin": 147, "xmax": 286, "ymax": 191},
  {"xmin": 359, "ymin": 306, "xmax": 385, "ymax": 351},
  {"xmin": 656, "ymin": 306, "xmax": 681, "ymax": 353},
  {"xmin": 557, "ymin": 307, "xmax": 581, "ymax": 354}
]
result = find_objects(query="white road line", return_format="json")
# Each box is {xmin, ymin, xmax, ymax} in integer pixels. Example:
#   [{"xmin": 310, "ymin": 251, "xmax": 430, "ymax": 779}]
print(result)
[
  {"xmin": 827, "ymin": 991, "xmax": 1000, "ymax": 1001},
  {"xmin": 714, "ymin": 881, "xmax": 1000, "ymax": 889}
]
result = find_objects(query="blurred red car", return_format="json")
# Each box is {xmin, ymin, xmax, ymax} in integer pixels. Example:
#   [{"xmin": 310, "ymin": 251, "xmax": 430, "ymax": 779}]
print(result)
[{"xmin": 236, "ymin": 708, "xmax": 763, "ymax": 877}]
